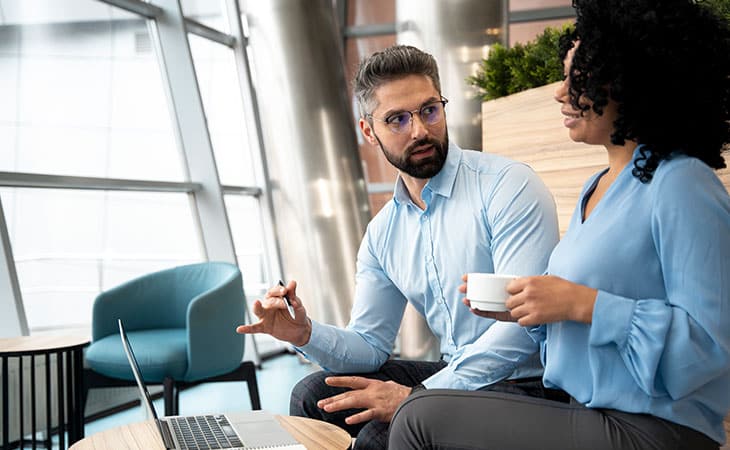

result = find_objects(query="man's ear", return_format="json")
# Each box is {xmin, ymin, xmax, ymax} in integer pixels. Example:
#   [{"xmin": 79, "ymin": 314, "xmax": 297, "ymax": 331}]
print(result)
[{"xmin": 359, "ymin": 118, "xmax": 378, "ymax": 146}]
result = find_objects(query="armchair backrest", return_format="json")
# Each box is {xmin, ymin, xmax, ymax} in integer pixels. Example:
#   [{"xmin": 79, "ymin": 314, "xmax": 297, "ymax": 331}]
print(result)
[{"xmin": 92, "ymin": 262, "xmax": 243, "ymax": 341}]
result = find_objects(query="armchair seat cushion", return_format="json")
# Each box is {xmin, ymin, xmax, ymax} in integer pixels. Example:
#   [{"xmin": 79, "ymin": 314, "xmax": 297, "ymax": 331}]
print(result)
[{"xmin": 86, "ymin": 328, "xmax": 188, "ymax": 382}]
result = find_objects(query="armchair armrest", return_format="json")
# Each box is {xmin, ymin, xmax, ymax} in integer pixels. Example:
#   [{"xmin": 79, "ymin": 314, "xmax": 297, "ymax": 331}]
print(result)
[{"xmin": 184, "ymin": 269, "xmax": 246, "ymax": 381}]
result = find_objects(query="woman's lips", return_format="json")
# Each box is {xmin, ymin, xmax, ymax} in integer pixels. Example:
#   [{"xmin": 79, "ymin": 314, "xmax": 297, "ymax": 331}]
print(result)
[{"xmin": 562, "ymin": 111, "xmax": 581, "ymax": 128}]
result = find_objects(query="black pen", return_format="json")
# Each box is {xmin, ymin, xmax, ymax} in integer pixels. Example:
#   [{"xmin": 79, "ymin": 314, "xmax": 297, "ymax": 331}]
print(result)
[{"xmin": 278, "ymin": 280, "xmax": 296, "ymax": 319}]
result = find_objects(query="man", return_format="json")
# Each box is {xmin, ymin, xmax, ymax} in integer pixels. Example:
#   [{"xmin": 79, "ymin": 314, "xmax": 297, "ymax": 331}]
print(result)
[{"xmin": 236, "ymin": 44, "xmax": 559, "ymax": 450}]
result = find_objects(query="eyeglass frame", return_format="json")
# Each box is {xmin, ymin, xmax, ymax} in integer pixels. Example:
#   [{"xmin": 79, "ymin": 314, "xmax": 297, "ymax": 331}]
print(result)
[{"xmin": 365, "ymin": 97, "xmax": 449, "ymax": 135}]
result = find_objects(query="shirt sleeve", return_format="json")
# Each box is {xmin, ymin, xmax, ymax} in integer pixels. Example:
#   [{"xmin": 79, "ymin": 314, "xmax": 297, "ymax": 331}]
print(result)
[
  {"xmin": 588, "ymin": 161, "xmax": 730, "ymax": 399},
  {"xmin": 426, "ymin": 163, "xmax": 559, "ymax": 390},
  {"xmin": 485, "ymin": 163, "xmax": 560, "ymax": 276},
  {"xmin": 296, "ymin": 226, "xmax": 407, "ymax": 373}
]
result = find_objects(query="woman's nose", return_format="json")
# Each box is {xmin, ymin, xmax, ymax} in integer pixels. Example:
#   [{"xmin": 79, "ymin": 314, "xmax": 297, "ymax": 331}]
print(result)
[{"xmin": 554, "ymin": 79, "xmax": 568, "ymax": 103}]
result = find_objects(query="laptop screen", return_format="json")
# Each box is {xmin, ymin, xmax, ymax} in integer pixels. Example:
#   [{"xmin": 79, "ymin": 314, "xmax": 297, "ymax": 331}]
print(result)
[{"xmin": 117, "ymin": 319, "xmax": 160, "ymax": 421}]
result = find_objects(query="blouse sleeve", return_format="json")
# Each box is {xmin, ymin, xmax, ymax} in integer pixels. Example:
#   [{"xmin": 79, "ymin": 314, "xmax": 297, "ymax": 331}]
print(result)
[{"xmin": 589, "ymin": 160, "xmax": 730, "ymax": 398}]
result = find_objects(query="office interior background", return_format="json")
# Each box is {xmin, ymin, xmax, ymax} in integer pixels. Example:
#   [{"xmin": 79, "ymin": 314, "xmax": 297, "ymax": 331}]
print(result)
[{"xmin": 0, "ymin": 0, "xmax": 574, "ymax": 444}]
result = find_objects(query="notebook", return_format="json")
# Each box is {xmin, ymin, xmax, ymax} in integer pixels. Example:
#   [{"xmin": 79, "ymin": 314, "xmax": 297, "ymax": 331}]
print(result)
[{"xmin": 117, "ymin": 319, "xmax": 305, "ymax": 450}]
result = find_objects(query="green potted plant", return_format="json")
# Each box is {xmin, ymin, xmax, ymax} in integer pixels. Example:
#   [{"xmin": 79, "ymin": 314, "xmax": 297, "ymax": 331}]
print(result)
[{"xmin": 467, "ymin": 23, "xmax": 572, "ymax": 101}]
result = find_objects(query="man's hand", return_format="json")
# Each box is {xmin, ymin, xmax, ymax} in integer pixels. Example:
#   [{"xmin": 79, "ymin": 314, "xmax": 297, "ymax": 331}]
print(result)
[
  {"xmin": 317, "ymin": 377, "xmax": 412, "ymax": 425},
  {"xmin": 235, "ymin": 280, "xmax": 312, "ymax": 347}
]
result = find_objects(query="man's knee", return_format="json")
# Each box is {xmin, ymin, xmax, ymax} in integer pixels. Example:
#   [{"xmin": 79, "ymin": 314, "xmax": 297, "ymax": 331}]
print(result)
[{"xmin": 289, "ymin": 370, "xmax": 330, "ymax": 417}]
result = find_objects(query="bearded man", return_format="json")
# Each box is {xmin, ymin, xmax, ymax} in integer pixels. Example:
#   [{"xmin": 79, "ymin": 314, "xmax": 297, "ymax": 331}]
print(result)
[{"xmin": 236, "ymin": 44, "xmax": 559, "ymax": 450}]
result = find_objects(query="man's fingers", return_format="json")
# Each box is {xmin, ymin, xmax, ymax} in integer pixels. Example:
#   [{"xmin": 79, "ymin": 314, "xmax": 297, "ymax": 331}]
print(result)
[
  {"xmin": 324, "ymin": 376, "xmax": 372, "ymax": 390},
  {"xmin": 235, "ymin": 322, "xmax": 263, "ymax": 334},
  {"xmin": 319, "ymin": 394, "xmax": 363, "ymax": 413},
  {"xmin": 344, "ymin": 409, "xmax": 374, "ymax": 425},
  {"xmin": 251, "ymin": 299, "xmax": 265, "ymax": 317},
  {"xmin": 317, "ymin": 390, "xmax": 351, "ymax": 408}
]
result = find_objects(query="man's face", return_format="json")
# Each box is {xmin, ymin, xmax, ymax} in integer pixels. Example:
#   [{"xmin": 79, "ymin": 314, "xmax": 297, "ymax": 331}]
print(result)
[{"xmin": 360, "ymin": 75, "xmax": 449, "ymax": 179}]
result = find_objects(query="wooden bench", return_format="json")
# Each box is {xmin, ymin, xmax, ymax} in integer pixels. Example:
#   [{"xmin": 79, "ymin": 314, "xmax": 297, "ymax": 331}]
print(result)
[{"xmin": 482, "ymin": 82, "xmax": 730, "ymax": 448}]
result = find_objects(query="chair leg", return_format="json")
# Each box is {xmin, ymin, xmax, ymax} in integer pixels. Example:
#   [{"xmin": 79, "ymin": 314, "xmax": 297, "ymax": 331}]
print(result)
[
  {"xmin": 241, "ymin": 361, "xmax": 261, "ymax": 410},
  {"xmin": 163, "ymin": 377, "xmax": 176, "ymax": 416},
  {"xmin": 174, "ymin": 382, "xmax": 180, "ymax": 416}
]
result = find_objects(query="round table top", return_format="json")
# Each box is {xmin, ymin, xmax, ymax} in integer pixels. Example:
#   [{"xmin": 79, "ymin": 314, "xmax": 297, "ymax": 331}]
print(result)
[
  {"xmin": 69, "ymin": 415, "xmax": 352, "ymax": 450},
  {"xmin": 0, "ymin": 335, "xmax": 90, "ymax": 355}
]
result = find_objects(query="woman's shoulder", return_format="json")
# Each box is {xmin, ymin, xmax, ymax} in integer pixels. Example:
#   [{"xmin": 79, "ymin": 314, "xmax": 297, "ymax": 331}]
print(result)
[
  {"xmin": 649, "ymin": 155, "xmax": 730, "ymax": 212},
  {"xmin": 652, "ymin": 155, "xmax": 726, "ymax": 191}
]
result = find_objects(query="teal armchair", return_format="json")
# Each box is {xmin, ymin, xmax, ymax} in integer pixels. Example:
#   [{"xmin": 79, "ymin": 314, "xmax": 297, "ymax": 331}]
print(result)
[{"xmin": 83, "ymin": 262, "xmax": 260, "ymax": 416}]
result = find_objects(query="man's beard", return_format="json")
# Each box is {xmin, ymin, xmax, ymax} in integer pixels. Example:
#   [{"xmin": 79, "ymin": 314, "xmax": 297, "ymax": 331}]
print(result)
[{"xmin": 375, "ymin": 130, "xmax": 449, "ymax": 179}]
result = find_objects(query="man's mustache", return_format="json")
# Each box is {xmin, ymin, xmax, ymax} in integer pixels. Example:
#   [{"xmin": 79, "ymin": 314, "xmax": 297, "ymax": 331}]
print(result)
[{"xmin": 405, "ymin": 138, "xmax": 443, "ymax": 157}]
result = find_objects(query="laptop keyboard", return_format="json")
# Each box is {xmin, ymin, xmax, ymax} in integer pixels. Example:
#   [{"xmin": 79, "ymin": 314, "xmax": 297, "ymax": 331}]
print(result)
[{"xmin": 168, "ymin": 415, "xmax": 244, "ymax": 449}]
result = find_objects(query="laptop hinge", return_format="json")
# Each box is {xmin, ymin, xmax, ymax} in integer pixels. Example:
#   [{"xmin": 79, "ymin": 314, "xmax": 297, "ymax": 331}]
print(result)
[{"xmin": 157, "ymin": 419, "xmax": 177, "ymax": 449}]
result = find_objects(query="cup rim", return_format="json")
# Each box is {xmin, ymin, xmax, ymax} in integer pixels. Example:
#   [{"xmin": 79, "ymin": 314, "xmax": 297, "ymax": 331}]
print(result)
[{"xmin": 467, "ymin": 272, "xmax": 518, "ymax": 279}]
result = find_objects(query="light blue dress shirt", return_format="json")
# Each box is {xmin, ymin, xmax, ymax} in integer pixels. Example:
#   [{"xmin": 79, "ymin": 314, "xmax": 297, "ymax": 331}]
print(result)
[
  {"xmin": 528, "ymin": 146, "xmax": 730, "ymax": 444},
  {"xmin": 298, "ymin": 143, "xmax": 559, "ymax": 390}
]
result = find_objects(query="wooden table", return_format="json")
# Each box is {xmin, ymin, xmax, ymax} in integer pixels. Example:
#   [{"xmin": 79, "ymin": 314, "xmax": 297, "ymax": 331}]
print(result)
[
  {"xmin": 0, "ymin": 335, "xmax": 89, "ymax": 449},
  {"xmin": 69, "ymin": 415, "xmax": 351, "ymax": 450}
]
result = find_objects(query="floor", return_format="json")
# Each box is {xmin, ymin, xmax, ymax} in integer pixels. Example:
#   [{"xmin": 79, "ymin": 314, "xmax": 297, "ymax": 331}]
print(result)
[{"xmin": 59, "ymin": 353, "xmax": 319, "ymax": 449}]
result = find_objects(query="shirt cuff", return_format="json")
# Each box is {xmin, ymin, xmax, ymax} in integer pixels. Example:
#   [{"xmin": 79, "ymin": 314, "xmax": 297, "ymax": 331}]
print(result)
[{"xmin": 589, "ymin": 290, "xmax": 635, "ymax": 348}]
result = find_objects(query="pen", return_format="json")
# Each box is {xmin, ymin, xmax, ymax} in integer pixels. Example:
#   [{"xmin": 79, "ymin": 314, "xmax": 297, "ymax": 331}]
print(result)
[{"xmin": 278, "ymin": 280, "xmax": 296, "ymax": 319}]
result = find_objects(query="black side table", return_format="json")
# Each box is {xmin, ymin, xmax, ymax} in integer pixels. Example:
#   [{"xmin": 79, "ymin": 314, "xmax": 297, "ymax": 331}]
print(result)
[{"xmin": 0, "ymin": 335, "xmax": 89, "ymax": 449}]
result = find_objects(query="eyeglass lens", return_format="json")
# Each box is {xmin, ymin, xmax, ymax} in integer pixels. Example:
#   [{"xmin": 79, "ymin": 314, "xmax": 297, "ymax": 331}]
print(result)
[{"xmin": 386, "ymin": 101, "xmax": 445, "ymax": 134}]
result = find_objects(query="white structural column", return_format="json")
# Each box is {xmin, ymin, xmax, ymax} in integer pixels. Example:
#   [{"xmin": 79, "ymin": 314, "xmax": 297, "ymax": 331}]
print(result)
[
  {"xmin": 0, "ymin": 198, "xmax": 28, "ymax": 337},
  {"xmin": 148, "ymin": 0, "xmax": 237, "ymax": 264}
]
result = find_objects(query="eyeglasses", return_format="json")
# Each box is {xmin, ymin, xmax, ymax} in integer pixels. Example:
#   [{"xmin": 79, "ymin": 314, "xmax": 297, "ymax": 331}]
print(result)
[{"xmin": 367, "ymin": 97, "xmax": 448, "ymax": 134}]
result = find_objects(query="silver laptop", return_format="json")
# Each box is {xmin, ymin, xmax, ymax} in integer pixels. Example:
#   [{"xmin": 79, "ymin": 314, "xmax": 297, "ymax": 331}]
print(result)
[{"xmin": 117, "ymin": 319, "xmax": 304, "ymax": 450}]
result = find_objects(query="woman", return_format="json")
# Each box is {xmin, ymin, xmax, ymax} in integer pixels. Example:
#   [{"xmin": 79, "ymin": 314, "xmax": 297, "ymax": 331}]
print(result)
[{"xmin": 388, "ymin": 0, "xmax": 730, "ymax": 448}]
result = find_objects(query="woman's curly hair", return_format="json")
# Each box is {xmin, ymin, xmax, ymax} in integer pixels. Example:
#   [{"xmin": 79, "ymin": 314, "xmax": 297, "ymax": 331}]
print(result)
[{"xmin": 559, "ymin": 0, "xmax": 730, "ymax": 182}]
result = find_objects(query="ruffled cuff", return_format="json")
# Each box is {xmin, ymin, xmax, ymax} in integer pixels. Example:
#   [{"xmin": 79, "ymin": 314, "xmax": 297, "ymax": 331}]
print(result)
[{"xmin": 589, "ymin": 290, "xmax": 635, "ymax": 348}]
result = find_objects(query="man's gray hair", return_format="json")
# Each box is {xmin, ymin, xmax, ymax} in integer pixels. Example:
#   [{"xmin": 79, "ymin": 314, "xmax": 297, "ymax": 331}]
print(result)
[{"xmin": 353, "ymin": 45, "xmax": 441, "ymax": 119}]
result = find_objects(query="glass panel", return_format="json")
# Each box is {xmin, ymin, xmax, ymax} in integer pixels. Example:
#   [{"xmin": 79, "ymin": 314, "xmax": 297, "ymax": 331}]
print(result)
[
  {"xmin": 188, "ymin": 34, "xmax": 257, "ymax": 186},
  {"xmin": 180, "ymin": 0, "xmax": 229, "ymax": 34},
  {"xmin": 0, "ymin": 0, "xmax": 184, "ymax": 181},
  {"xmin": 1, "ymin": 188, "xmax": 202, "ymax": 332},
  {"xmin": 510, "ymin": 0, "xmax": 572, "ymax": 12},
  {"xmin": 224, "ymin": 194, "xmax": 267, "ymax": 293},
  {"xmin": 509, "ymin": 18, "xmax": 574, "ymax": 46},
  {"xmin": 346, "ymin": 0, "xmax": 395, "ymax": 27}
]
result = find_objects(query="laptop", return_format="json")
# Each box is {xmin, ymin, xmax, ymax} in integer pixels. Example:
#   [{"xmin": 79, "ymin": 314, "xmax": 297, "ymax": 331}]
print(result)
[{"xmin": 117, "ymin": 319, "xmax": 305, "ymax": 450}]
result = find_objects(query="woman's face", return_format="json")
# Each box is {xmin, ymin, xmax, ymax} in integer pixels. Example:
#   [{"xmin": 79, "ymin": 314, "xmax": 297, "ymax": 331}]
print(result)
[{"xmin": 554, "ymin": 43, "xmax": 619, "ymax": 147}]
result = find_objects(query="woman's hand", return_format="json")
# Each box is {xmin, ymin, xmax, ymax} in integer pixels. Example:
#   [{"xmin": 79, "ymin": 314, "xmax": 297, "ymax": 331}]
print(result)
[
  {"xmin": 506, "ymin": 275, "xmax": 597, "ymax": 326},
  {"xmin": 459, "ymin": 273, "xmax": 597, "ymax": 326}
]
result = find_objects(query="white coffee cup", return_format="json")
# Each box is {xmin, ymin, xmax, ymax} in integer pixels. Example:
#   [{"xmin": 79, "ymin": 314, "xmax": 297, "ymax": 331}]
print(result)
[{"xmin": 466, "ymin": 273, "xmax": 518, "ymax": 312}]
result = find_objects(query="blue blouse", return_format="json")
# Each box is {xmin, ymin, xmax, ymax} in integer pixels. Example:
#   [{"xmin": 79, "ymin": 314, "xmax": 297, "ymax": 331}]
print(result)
[{"xmin": 529, "ymin": 146, "xmax": 730, "ymax": 443}]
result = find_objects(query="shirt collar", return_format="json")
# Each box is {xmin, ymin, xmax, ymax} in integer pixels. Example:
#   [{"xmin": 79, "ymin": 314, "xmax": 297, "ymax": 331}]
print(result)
[{"xmin": 392, "ymin": 141, "xmax": 462, "ymax": 206}]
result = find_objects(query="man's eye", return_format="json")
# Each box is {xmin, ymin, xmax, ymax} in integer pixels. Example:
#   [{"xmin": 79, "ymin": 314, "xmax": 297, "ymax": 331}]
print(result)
[
  {"xmin": 386, "ymin": 113, "xmax": 409, "ymax": 126},
  {"xmin": 421, "ymin": 105, "xmax": 437, "ymax": 116}
]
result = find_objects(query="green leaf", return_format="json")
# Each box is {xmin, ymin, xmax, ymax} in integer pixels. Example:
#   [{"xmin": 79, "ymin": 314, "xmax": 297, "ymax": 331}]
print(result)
[{"xmin": 466, "ymin": 23, "xmax": 574, "ymax": 100}]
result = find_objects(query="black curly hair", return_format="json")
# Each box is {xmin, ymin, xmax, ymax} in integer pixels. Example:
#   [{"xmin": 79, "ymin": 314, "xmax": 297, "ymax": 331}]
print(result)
[{"xmin": 559, "ymin": 0, "xmax": 730, "ymax": 182}]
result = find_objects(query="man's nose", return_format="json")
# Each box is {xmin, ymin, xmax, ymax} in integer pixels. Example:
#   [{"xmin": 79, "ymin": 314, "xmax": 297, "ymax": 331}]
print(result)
[{"xmin": 409, "ymin": 112, "xmax": 429, "ymax": 139}]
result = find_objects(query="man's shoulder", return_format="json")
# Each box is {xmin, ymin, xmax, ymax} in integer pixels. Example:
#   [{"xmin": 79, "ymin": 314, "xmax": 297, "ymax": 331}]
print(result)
[
  {"xmin": 457, "ymin": 148, "xmax": 526, "ymax": 174},
  {"xmin": 365, "ymin": 198, "xmax": 398, "ymax": 234}
]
